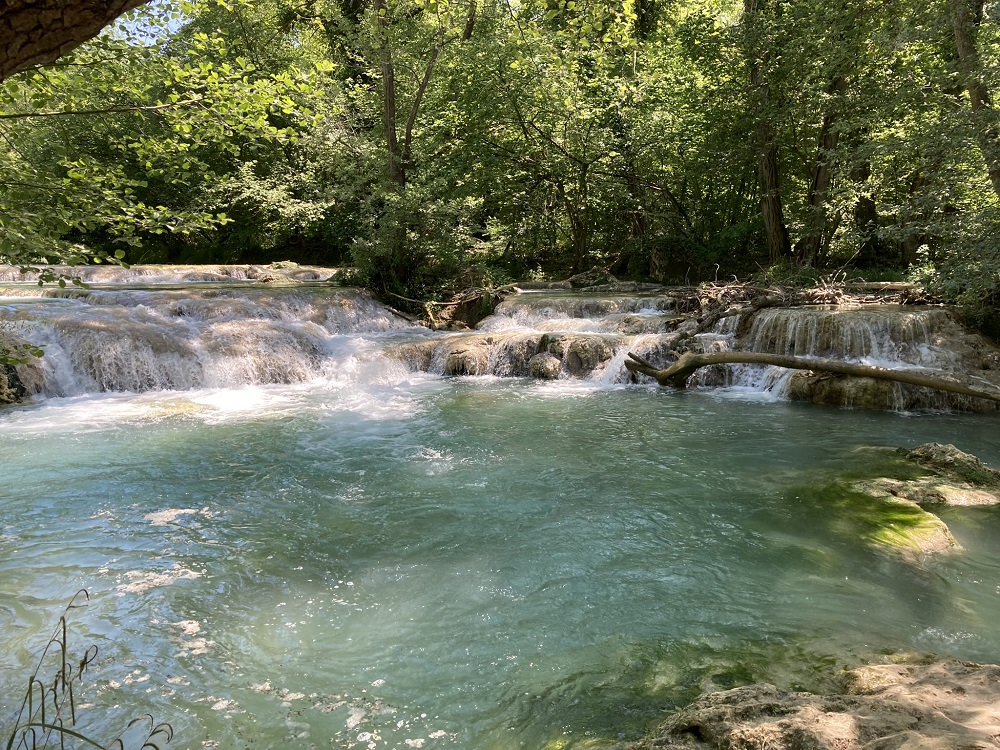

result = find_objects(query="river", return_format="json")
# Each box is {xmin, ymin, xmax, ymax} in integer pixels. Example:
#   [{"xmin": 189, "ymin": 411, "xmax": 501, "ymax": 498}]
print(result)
[{"xmin": 1, "ymin": 271, "xmax": 998, "ymax": 750}]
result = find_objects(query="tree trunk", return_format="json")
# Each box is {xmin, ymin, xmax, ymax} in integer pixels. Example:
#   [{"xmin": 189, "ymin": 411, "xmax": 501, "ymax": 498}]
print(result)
[
  {"xmin": 374, "ymin": 0, "xmax": 406, "ymax": 189},
  {"xmin": 624, "ymin": 350, "xmax": 1000, "ymax": 404},
  {"xmin": 462, "ymin": 0, "xmax": 477, "ymax": 40},
  {"xmin": 900, "ymin": 172, "xmax": 929, "ymax": 267},
  {"xmin": 557, "ymin": 170, "xmax": 591, "ymax": 274},
  {"xmin": 743, "ymin": 0, "xmax": 792, "ymax": 264},
  {"xmin": 952, "ymin": 0, "xmax": 1000, "ymax": 198},
  {"xmin": 0, "ymin": 0, "xmax": 151, "ymax": 81},
  {"xmin": 850, "ymin": 158, "xmax": 890, "ymax": 268},
  {"xmin": 797, "ymin": 75, "xmax": 848, "ymax": 266}
]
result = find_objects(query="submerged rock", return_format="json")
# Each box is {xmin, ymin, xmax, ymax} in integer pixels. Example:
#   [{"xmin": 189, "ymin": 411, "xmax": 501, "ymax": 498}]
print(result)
[
  {"xmin": 828, "ymin": 487, "xmax": 962, "ymax": 562},
  {"xmin": 829, "ymin": 442, "xmax": 1000, "ymax": 563},
  {"xmin": 856, "ymin": 443, "xmax": 1000, "ymax": 508},
  {"xmin": 633, "ymin": 657, "xmax": 1000, "ymax": 750}
]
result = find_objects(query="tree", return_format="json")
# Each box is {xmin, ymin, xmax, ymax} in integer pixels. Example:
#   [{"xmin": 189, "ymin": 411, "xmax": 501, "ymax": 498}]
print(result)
[
  {"xmin": 741, "ymin": 0, "xmax": 791, "ymax": 264},
  {"xmin": 951, "ymin": 0, "xmax": 1000, "ymax": 198}
]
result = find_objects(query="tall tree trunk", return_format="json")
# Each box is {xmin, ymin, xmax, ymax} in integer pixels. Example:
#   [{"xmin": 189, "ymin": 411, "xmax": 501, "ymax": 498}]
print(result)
[
  {"xmin": 797, "ymin": 76, "xmax": 848, "ymax": 266},
  {"xmin": 462, "ymin": 0, "xmax": 477, "ymax": 40},
  {"xmin": 557, "ymin": 168, "xmax": 591, "ymax": 273},
  {"xmin": 850, "ymin": 159, "xmax": 888, "ymax": 268},
  {"xmin": 900, "ymin": 172, "xmax": 929, "ymax": 266},
  {"xmin": 374, "ymin": 0, "xmax": 406, "ymax": 190},
  {"xmin": 0, "ymin": 0, "xmax": 150, "ymax": 81},
  {"xmin": 952, "ymin": 0, "xmax": 1000, "ymax": 198},
  {"xmin": 757, "ymin": 141, "xmax": 792, "ymax": 263},
  {"xmin": 743, "ymin": 0, "xmax": 792, "ymax": 264}
]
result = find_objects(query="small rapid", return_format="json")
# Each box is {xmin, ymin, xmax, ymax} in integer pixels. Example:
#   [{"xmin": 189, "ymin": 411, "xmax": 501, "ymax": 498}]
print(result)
[
  {"xmin": 391, "ymin": 289, "xmax": 999, "ymax": 410},
  {"xmin": 0, "ymin": 278, "xmax": 418, "ymax": 397}
]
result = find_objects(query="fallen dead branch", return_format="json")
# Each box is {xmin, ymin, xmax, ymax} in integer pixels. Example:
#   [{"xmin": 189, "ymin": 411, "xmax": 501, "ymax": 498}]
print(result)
[{"xmin": 624, "ymin": 350, "xmax": 1000, "ymax": 403}]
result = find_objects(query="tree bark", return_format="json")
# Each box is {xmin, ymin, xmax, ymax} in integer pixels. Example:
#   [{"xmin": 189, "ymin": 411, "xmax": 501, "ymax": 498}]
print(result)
[
  {"xmin": 0, "ymin": 0, "xmax": 151, "ymax": 82},
  {"xmin": 797, "ymin": 75, "xmax": 848, "ymax": 266},
  {"xmin": 462, "ymin": 0, "xmax": 477, "ymax": 40},
  {"xmin": 374, "ymin": 0, "xmax": 406, "ymax": 189},
  {"xmin": 743, "ymin": 0, "xmax": 792, "ymax": 264},
  {"xmin": 952, "ymin": 0, "xmax": 1000, "ymax": 198},
  {"xmin": 624, "ymin": 350, "xmax": 1000, "ymax": 404}
]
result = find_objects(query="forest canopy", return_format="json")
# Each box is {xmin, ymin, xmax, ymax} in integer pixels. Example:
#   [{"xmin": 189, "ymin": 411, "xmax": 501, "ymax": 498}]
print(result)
[{"xmin": 1, "ymin": 0, "xmax": 998, "ymax": 313}]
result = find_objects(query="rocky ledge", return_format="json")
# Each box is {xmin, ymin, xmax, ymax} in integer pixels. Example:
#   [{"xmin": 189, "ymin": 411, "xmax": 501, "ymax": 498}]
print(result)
[
  {"xmin": 0, "ymin": 332, "xmax": 44, "ymax": 405},
  {"xmin": 632, "ymin": 656, "xmax": 1000, "ymax": 750},
  {"xmin": 843, "ymin": 443, "xmax": 1000, "ymax": 563}
]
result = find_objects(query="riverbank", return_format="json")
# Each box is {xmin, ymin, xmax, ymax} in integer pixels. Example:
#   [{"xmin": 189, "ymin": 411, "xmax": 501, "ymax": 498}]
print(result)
[{"xmin": 632, "ymin": 654, "xmax": 1000, "ymax": 750}]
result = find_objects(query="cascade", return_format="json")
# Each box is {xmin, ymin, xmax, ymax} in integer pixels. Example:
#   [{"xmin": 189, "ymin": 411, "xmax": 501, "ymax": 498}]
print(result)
[
  {"xmin": 2, "ymin": 268, "xmax": 998, "ymax": 410},
  {"xmin": 393, "ymin": 291, "xmax": 685, "ymax": 382},
  {"xmin": 691, "ymin": 305, "xmax": 1000, "ymax": 409},
  {"xmin": 0, "ymin": 263, "xmax": 335, "ymax": 284},
  {"xmin": 0, "ymin": 271, "xmax": 415, "ymax": 397},
  {"xmin": 737, "ymin": 306, "xmax": 957, "ymax": 367}
]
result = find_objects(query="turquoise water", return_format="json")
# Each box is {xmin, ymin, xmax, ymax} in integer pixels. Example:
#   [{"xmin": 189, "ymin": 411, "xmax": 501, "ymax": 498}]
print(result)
[{"xmin": 2, "ymin": 378, "xmax": 1000, "ymax": 749}]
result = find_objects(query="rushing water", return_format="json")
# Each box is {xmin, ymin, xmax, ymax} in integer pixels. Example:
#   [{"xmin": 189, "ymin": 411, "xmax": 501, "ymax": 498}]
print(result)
[{"xmin": 1, "ymin": 276, "xmax": 1000, "ymax": 750}]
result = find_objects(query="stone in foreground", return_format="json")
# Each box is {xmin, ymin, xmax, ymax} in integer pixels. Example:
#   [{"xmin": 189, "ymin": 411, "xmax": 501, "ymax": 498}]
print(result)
[{"xmin": 633, "ymin": 658, "xmax": 1000, "ymax": 750}]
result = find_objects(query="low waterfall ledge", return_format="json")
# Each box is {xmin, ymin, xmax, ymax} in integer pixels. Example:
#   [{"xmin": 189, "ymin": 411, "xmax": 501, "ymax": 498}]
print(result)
[{"xmin": 625, "ymin": 350, "xmax": 1000, "ymax": 405}]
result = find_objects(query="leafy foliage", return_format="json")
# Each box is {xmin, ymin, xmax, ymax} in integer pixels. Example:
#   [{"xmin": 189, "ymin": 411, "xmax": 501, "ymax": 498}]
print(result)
[{"xmin": 1, "ymin": 0, "xmax": 998, "ymax": 314}]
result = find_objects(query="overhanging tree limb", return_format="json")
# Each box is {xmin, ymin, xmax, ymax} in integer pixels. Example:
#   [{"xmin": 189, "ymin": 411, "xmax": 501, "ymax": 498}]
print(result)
[
  {"xmin": 0, "ymin": 97, "xmax": 203, "ymax": 119},
  {"xmin": 0, "ymin": 0, "xmax": 152, "ymax": 82},
  {"xmin": 624, "ymin": 350, "xmax": 1000, "ymax": 404}
]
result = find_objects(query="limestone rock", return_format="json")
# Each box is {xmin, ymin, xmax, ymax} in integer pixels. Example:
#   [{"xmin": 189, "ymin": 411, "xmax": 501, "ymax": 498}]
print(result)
[
  {"xmin": 905, "ymin": 443, "xmax": 1000, "ymax": 489},
  {"xmin": 529, "ymin": 353, "xmax": 562, "ymax": 380},
  {"xmin": 787, "ymin": 371, "xmax": 901, "ymax": 411},
  {"xmin": 0, "ymin": 363, "xmax": 25, "ymax": 404},
  {"xmin": 444, "ymin": 343, "xmax": 490, "ymax": 376},
  {"xmin": 634, "ymin": 658, "xmax": 1000, "ymax": 750},
  {"xmin": 854, "ymin": 443, "xmax": 1000, "ymax": 508},
  {"xmin": 545, "ymin": 335, "xmax": 616, "ymax": 375},
  {"xmin": 867, "ymin": 477, "xmax": 1000, "ymax": 507},
  {"xmin": 253, "ymin": 271, "xmax": 302, "ymax": 285},
  {"xmin": 841, "ymin": 487, "xmax": 963, "ymax": 560},
  {"xmin": 566, "ymin": 266, "xmax": 616, "ymax": 288},
  {"xmin": 0, "ymin": 333, "xmax": 44, "ymax": 405}
]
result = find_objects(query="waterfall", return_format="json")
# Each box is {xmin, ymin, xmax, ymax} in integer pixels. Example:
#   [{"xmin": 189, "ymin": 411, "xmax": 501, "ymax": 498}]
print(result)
[
  {"xmin": 737, "ymin": 307, "xmax": 957, "ymax": 367},
  {"xmin": 393, "ymin": 291, "xmax": 686, "ymax": 382},
  {"xmin": 0, "ymin": 277, "xmax": 415, "ymax": 397},
  {"xmin": 2, "ymin": 269, "xmax": 997, "ymax": 410},
  {"xmin": 708, "ymin": 305, "xmax": 992, "ymax": 409}
]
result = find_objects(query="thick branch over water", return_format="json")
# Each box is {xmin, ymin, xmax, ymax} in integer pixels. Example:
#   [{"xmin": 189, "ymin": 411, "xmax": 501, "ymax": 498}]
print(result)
[
  {"xmin": 0, "ymin": 0, "xmax": 150, "ymax": 82},
  {"xmin": 624, "ymin": 350, "xmax": 1000, "ymax": 403}
]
